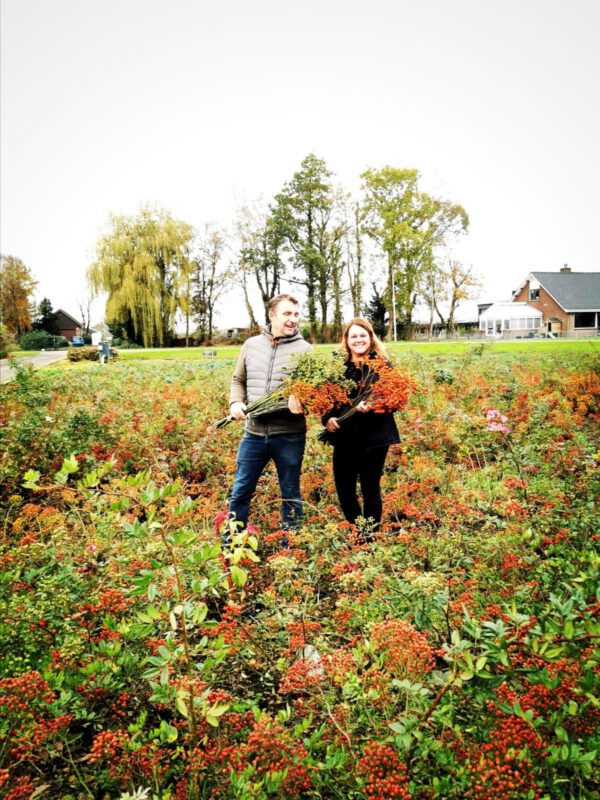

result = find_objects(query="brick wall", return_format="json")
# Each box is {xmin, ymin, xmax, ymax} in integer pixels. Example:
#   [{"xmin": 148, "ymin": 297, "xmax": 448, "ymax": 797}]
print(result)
[{"xmin": 513, "ymin": 282, "xmax": 570, "ymax": 332}]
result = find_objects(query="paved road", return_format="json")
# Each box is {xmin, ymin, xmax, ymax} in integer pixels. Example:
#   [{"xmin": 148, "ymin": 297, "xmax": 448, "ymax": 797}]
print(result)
[{"xmin": 0, "ymin": 350, "xmax": 69, "ymax": 384}]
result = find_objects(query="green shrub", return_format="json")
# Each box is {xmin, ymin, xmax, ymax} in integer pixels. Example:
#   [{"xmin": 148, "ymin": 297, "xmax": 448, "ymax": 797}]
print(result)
[
  {"xmin": 67, "ymin": 345, "xmax": 119, "ymax": 362},
  {"xmin": 0, "ymin": 323, "xmax": 15, "ymax": 357},
  {"xmin": 18, "ymin": 330, "xmax": 55, "ymax": 350},
  {"xmin": 67, "ymin": 345, "xmax": 99, "ymax": 361}
]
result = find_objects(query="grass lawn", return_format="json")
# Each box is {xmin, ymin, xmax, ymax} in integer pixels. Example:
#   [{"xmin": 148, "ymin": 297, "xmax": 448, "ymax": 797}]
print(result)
[
  {"xmin": 113, "ymin": 338, "xmax": 599, "ymax": 363},
  {"xmin": 37, "ymin": 338, "xmax": 599, "ymax": 379}
]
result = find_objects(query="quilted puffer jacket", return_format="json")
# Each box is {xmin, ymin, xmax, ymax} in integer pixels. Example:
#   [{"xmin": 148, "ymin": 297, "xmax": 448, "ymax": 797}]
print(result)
[{"xmin": 229, "ymin": 328, "xmax": 312, "ymax": 436}]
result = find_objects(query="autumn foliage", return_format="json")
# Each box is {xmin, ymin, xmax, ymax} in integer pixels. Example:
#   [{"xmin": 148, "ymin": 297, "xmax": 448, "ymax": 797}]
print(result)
[{"xmin": 0, "ymin": 348, "xmax": 598, "ymax": 798}]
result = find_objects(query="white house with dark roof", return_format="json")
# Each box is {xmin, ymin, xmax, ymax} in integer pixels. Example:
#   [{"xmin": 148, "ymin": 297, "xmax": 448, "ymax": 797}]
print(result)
[{"xmin": 512, "ymin": 267, "xmax": 600, "ymax": 337}]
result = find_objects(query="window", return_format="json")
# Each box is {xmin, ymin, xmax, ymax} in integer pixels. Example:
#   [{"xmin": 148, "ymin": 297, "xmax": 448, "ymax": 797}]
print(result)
[
  {"xmin": 529, "ymin": 288, "xmax": 539, "ymax": 300},
  {"xmin": 503, "ymin": 319, "xmax": 510, "ymax": 330},
  {"xmin": 574, "ymin": 312, "xmax": 596, "ymax": 328}
]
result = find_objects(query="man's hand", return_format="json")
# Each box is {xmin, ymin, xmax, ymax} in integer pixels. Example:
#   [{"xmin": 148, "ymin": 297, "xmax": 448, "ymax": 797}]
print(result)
[
  {"xmin": 288, "ymin": 395, "xmax": 304, "ymax": 415},
  {"xmin": 356, "ymin": 400, "xmax": 370, "ymax": 412},
  {"xmin": 326, "ymin": 417, "xmax": 340, "ymax": 432},
  {"xmin": 230, "ymin": 401, "xmax": 247, "ymax": 420}
]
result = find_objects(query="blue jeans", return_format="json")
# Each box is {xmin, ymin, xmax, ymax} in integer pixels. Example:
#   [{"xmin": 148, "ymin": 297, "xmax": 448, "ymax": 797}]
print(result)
[{"xmin": 228, "ymin": 431, "xmax": 306, "ymax": 532}]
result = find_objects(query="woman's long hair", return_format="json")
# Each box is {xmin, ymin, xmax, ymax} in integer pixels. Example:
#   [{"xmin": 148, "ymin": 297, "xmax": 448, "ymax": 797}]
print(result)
[{"xmin": 340, "ymin": 318, "xmax": 387, "ymax": 361}]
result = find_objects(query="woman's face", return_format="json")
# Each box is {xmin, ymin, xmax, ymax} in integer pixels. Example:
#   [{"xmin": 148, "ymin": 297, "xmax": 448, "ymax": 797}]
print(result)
[{"xmin": 346, "ymin": 324, "xmax": 371, "ymax": 360}]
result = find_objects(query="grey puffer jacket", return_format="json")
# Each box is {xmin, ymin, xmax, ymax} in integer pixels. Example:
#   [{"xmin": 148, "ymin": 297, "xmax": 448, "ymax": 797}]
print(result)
[{"xmin": 229, "ymin": 328, "xmax": 312, "ymax": 436}]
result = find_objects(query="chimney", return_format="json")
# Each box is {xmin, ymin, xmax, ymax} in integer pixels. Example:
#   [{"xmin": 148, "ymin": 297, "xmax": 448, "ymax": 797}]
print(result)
[{"xmin": 560, "ymin": 264, "xmax": 571, "ymax": 273}]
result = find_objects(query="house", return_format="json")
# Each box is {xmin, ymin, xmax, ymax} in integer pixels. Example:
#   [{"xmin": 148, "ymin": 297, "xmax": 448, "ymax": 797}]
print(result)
[
  {"xmin": 478, "ymin": 301, "xmax": 542, "ymax": 338},
  {"xmin": 55, "ymin": 309, "xmax": 83, "ymax": 341},
  {"xmin": 512, "ymin": 267, "xmax": 600, "ymax": 337}
]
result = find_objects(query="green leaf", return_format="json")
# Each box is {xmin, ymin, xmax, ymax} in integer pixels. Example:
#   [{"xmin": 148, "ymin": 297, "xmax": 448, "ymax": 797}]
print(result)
[
  {"xmin": 230, "ymin": 565, "xmax": 248, "ymax": 587},
  {"xmin": 206, "ymin": 702, "xmax": 230, "ymax": 718},
  {"xmin": 54, "ymin": 453, "xmax": 80, "ymax": 484},
  {"xmin": 22, "ymin": 469, "xmax": 41, "ymax": 489},
  {"xmin": 192, "ymin": 603, "xmax": 208, "ymax": 625},
  {"xmin": 176, "ymin": 694, "xmax": 189, "ymax": 718}
]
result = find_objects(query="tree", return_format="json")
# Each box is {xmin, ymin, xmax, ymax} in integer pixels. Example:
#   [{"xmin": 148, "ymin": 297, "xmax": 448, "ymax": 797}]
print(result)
[
  {"xmin": 343, "ymin": 200, "xmax": 367, "ymax": 318},
  {"xmin": 88, "ymin": 206, "xmax": 195, "ymax": 347},
  {"xmin": 32, "ymin": 298, "xmax": 59, "ymax": 335},
  {"xmin": 233, "ymin": 200, "xmax": 284, "ymax": 326},
  {"xmin": 361, "ymin": 168, "xmax": 418, "ymax": 338},
  {"xmin": 420, "ymin": 259, "xmax": 445, "ymax": 340},
  {"xmin": 175, "ymin": 246, "xmax": 195, "ymax": 347},
  {"xmin": 75, "ymin": 296, "xmax": 93, "ymax": 335},
  {"xmin": 365, "ymin": 282, "xmax": 387, "ymax": 339},
  {"xmin": 361, "ymin": 167, "xmax": 468, "ymax": 339},
  {"xmin": 272, "ymin": 154, "xmax": 334, "ymax": 340},
  {"xmin": 434, "ymin": 260, "xmax": 481, "ymax": 335},
  {"xmin": 0, "ymin": 254, "xmax": 38, "ymax": 338},
  {"xmin": 191, "ymin": 225, "xmax": 232, "ymax": 342}
]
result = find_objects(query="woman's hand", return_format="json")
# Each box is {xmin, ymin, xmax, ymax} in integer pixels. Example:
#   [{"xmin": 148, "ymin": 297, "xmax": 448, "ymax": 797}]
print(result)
[
  {"xmin": 356, "ymin": 400, "xmax": 370, "ymax": 412},
  {"xmin": 326, "ymin": 417, "xmax": 340, "ymax": 432}
]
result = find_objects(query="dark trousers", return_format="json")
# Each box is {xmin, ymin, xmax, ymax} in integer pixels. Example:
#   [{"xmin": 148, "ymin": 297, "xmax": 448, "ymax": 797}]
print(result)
[
  {"xmin": 229, "ymin": 431, "xmax": 305, "ymax": 531},
  {"xmin": 332, "ymin": 444, "xmax": 389, "ymax": 526}
]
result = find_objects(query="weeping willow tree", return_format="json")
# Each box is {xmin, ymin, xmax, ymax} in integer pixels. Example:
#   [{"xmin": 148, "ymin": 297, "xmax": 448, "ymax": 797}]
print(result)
[{"xmin": 88, "ymin": 206, "xmax": 195, "ymax": 347}]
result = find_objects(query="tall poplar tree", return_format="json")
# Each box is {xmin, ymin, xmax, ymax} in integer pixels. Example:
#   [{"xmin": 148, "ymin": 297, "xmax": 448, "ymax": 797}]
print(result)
[
  {"xmin": 88, "ymin": 206, "xmax": 194, "ymax": 347},
  {"xmin": 344, "ymin": 200, "xmax": 366, "ymax": 318},
  {"xmin": 272, "ymin": 154, "xmax": 334, "ymax": 340}
]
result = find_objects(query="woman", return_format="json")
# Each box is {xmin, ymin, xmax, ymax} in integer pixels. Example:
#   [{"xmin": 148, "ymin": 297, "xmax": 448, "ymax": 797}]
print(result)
[{"xmin": 323, "ymin": 318, "xmax": 399, "ymax": 533}]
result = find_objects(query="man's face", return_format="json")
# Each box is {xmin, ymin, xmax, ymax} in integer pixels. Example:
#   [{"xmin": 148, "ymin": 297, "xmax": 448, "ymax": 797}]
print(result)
[{"xmin": 269, "ymin": 300, "xmax": 300, "ymax": 338}]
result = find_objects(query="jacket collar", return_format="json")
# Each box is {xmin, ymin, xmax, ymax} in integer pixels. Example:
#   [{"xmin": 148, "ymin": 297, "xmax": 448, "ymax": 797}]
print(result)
[{"xmin": 263, "ymin": 326, "xmax": 304, "ymax": 345}]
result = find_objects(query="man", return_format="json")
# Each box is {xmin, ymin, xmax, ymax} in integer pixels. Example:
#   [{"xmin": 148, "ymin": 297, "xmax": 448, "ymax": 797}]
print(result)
[{"xmin": 227, "ymin": 294, "xmax": 312, "ymax": 536}]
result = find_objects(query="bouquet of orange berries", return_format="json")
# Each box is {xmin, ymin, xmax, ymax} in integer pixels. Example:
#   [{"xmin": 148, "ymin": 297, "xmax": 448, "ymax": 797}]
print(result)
[
  {"xmin": 317, "ymin": 355, "xmax": 416, "ymax": 441},
  {"xmin": 215, "ymin": 350, "xmax": 352, "ymax": 429}
]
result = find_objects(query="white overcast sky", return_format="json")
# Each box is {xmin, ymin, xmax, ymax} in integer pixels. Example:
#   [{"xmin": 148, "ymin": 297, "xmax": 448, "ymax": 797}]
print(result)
[{"xmin": 1, "ymin": 0, "xmax": 599, "ymax": 327}]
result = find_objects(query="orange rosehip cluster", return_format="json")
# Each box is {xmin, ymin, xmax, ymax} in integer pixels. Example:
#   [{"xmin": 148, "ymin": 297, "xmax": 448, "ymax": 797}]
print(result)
[
  {"xmin": 366, "ymin": 357, "xmax": 416, "ymax": 414},
  {"xmin": 288, "ymin": 379, "xmax": 351, "ymax": 416},
  {"xmin": 371, "ymin": 619, "xmax": 435, "ymax": 679},
  {"xmin": 286, "ymin": 620, "xmax": 322, "ymax": 655},
  {"xmin": 279, "ymin": 656, "xmax": 323, "ymax": 694},
  {"xmin": 357, "ymin": 741, "xmax": 411, "ymax": 799},
  {"xmin": 465, "ymin": 718, "xmax": 545, "ymax": 799},
  {"xmin": 227, "ymin": 717, "xmax": 313, "ymax": 794},
  {"xmin": 88, "ymin": 728, "xmax": 130, "ymax": 765},
  {"xmin": 2, "ymin": 774, "xmax": 36, "ymax": 800},
  {"xmin": 0, "ymin": 671, "xmax": 55, "ymax": 716},
  {"xmin": 563, "ymin": 369, "xmax": 600, "ymax": 420},
  {"xmin": 322, "ymin": 648, "xmax": 356, "ymax": 685}
]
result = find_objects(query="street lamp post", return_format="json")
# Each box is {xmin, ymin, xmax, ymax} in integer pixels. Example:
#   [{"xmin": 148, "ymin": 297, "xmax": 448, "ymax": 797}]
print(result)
[{"xmin": 391, "ymin": 266, "xmax": 397, "ymax": 341}]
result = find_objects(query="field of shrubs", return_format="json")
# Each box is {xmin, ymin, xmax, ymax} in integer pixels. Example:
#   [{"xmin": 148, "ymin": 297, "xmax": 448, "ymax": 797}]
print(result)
[{"xmin": 0, "ymin": 345, "xmax": 598, "ymax": 799}]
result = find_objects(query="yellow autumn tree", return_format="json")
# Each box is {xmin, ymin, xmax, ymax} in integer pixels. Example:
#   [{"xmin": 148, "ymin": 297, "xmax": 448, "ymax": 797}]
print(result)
[{"xmin": 0, "ymin": 254, "xmax": 38, "ymax": 338}]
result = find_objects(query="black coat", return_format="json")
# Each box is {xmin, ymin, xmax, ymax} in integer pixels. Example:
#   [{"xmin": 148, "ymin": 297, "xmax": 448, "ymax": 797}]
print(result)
[{"xmin": 321, "ymin": 356, "xmax": 400, "ymax": 452}]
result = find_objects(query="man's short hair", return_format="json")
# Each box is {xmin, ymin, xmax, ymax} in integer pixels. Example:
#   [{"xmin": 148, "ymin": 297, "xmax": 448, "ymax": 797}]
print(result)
[{"xmin": 268, "ymin": 294, "xmax": 300, "ymax": 315}]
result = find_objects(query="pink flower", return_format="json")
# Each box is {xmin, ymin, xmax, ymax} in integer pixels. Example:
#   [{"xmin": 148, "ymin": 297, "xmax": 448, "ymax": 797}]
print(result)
[
  {"xmin": 485, "ymin": 408, "xmax": 510, "ymax": 435},
  {"xmin": 214, "ymin": 509, "xmax": 230, "ymax": 537}
]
